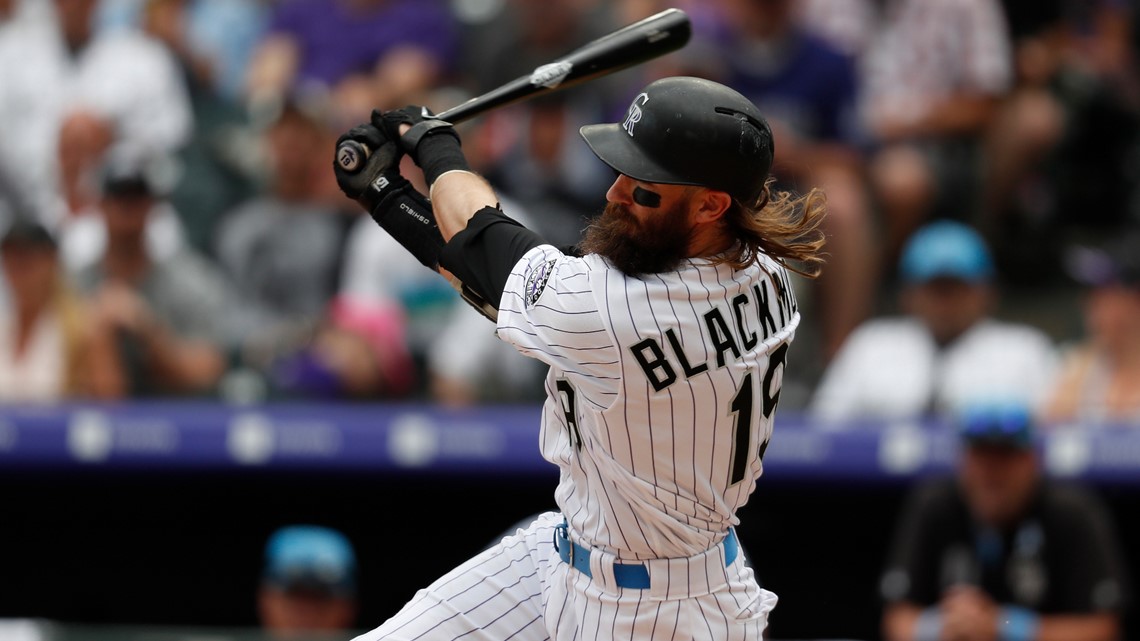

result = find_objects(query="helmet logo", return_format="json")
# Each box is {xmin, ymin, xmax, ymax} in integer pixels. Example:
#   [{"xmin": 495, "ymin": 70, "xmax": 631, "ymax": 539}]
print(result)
[{"xmin": 622, "ymin": 93, "xmax": 649, "ymax": 137}]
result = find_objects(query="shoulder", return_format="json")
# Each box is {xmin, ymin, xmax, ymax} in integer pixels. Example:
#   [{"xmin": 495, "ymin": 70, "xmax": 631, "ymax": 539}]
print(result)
[
  {"xmin": 157, "ymin": 250, "xmax": 230, "ymax": 294},
  {"xmin": 1039, "ymin": 481, "xmax": 1112, "ymax": 521},
  {"xmin": 907, "ymin": 477, "xmax": 961, "ymax": 512},
  {"xmin": 513, "ymin": 245, "xmax": 594, "ymax": 305},
  {"xmin": 795, "ymin": 28, "xmax": 857, "ymax": 70},
  {"xmin": 847, "ymin": 317, "xmax": 926, "ymax": 346},
  {"xmin": 86, "ymin": 31, "xmax": 173, "ymax": 64},
  {"xmin": 970, "ymin": 320, "xmax": 1055, "ymax": 351},
  {"xmin": 216, "ymin": 199, "xmax": 278, "ymax": 240},
  {"xmin": 0, "ymin": 19, "xmax": 53, "ymax": 56}
]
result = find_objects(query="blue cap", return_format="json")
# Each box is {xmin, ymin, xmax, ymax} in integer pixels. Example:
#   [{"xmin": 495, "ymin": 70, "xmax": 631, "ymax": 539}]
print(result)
[
  {"xmin": 900, "ymin": 221, "xmax": 994, "ymax": 284},
  {"xmin": 263, "ymin": 526, "xmax": 356, "ymax": 595},
  {"xmin": 958, "ymin": 403, "xmax": 1035, "ymax": 449}
]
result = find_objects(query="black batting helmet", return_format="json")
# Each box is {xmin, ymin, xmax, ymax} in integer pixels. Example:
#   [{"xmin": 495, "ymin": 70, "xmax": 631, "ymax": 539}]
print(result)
[{"xmin": 580, "ymin": 77, "xmax": 774, "ymax": 204}]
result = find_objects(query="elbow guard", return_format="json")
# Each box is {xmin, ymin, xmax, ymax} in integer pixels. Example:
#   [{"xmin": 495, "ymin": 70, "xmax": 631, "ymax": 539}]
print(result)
[{"xmin": 439, "ymin": 207, "xmax": 547, "ymax": 322}]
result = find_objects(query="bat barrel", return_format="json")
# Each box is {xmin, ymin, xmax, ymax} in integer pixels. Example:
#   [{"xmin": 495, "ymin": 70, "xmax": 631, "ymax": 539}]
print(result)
[
  {"xmin": 336, "ymin": 8, "xmax": 691, "ymax": 172},
  {"xmin": 436, "ymin": 8, "xmax": 690, "ymax": 124}
]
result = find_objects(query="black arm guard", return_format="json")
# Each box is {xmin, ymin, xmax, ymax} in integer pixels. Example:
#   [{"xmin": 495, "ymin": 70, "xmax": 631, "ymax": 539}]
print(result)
[
  {"xmin": 439, "ymin": 207, "xmax": 547, "ymax": 321},
  {"xmin": 370, "ymin": 181, "xmax": 446, "ymax": 271}
]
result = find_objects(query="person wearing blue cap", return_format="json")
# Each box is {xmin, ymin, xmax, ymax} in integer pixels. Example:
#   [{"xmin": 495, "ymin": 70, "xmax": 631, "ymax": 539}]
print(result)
[
  {"xmin": 810, "ymin": 221, "xmax": 1059, "ymax": 422},
  {"xmin": 880, "ymin": 405, "xmax": 1130, "ymax": 641},
  {"xmin": 258, "ymin": 525, "xmax": 358, "ymax": 637}
]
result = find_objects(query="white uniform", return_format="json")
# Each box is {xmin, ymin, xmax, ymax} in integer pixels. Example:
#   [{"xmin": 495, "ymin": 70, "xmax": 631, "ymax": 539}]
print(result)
[{"xmin": 357, "ymin": 242, "xmax": 799, "ymax": 640}]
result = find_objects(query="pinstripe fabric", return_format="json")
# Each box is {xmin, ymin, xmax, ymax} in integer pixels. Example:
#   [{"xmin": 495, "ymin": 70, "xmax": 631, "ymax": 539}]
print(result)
[
  {"xmin": 362, "ymin": 243, "xmax": 797, "ymax": 640},
  {"xmin": 497, "ymin": 246, "xmax": 799, "ymax": 561},
  {"xmin": 354, "ymin": 513, "xmax": 777, "ymax": 641}
]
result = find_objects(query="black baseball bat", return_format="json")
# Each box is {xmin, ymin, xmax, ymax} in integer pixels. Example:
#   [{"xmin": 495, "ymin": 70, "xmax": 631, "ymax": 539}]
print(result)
[{"xmin": 335, "ymin": 8, "xmax": 691, "ymax": 173}]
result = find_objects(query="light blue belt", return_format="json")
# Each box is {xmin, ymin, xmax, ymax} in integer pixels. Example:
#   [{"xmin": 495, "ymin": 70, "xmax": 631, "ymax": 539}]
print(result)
[{"xmin": 553, "ymin": 522, "xmax": 739, "ymax": 589}]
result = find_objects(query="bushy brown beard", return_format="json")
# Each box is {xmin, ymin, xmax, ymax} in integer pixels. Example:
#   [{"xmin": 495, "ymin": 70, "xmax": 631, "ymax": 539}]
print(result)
[{"xmin": 578, "ymin": 199, "xmax": 693, "ymax": 277}]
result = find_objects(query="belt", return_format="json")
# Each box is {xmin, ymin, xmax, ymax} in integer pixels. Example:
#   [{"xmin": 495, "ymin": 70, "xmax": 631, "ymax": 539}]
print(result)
[{"xmin": 553, "ymin": 522, "xmax": 739, "ymax": 589}]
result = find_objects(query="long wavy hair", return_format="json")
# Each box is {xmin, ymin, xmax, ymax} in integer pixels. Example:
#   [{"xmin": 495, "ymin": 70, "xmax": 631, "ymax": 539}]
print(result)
[{"xmin": 714, "ymin": 178, "xmax": 828, "ymax": 278}]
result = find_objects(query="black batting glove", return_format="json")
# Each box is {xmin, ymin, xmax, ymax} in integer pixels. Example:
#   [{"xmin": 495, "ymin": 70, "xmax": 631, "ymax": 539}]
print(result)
[
  {"xmin": 375, "ymin": 106, "xmax": 459, "ymax": 155},
  {"xmin": 333, "ymin": 122, "xmax": 406, "ymax": 212},
  {"xmin": 373, "ymin": 107, "xmax": 470, "ymax": 186}
]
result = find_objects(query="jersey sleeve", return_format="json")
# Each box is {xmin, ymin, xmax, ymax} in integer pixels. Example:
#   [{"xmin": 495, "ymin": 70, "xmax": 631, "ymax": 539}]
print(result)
[{"xmin": 496, "ymin": 245, "xmax": 619, "ymax": 380}]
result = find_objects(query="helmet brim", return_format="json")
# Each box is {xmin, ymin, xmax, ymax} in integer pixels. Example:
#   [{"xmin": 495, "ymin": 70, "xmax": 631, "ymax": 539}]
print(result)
[{"xmin": 580, "ymin": 124, "xmax": 702, "ymax": 189}]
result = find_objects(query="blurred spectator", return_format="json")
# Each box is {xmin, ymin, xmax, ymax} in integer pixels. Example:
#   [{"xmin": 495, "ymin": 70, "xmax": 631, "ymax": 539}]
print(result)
[
  {"xmin": 985, "ymin": 1, "xmax": 1139, "ymax": 282},
  {"xmin": 245, "ymin": 0, "xmax": 458, "ymax": 126},
  {"xmin": 811, "ymin": 221, "xmax": 1057, "ymax": 422},
  {"xmin": 795, "ymin": 0, "xmax": 878, "ymax": 59},
  {"xmin": 458, "ymin": 0, "xmax": 619, "ymax": 246},
  {"xmin": 214, "ymin": 98, "xmax": 345, "ymax": 370},
  {"xmin": 703, "ymin": 0, "xmax": 876, "ymax": 362},
  {"xmin": 426, "ymin": 301, "xmax": 546, "ymax": 406},
  {"xmin": 59, "ymin": 145, "xmax": 186, "ymax": 274},
  {"xmin": 97, "ymin": 0, "xmax": 270, "ymax": 102},
  {"xmin": 1044, "ymin": 232, "xmax": 1140, "ymax": 424},
  {"xmin": 880, "ymin": 406, "xmax": 1130, "ymax": 641},
  {"xmin": 259, "ymin": 525, "xmax": 358, "ymax": 637},
  {"xmin": 0, "ymin": 218, "xmax": 120, "ymax": 401},
  {"xmin": 139, "ymin": 0, "xmax": 265, "ymax": 256},
  {"xmin": 0, "ymin": 0, "xmax": 52, "ymax": 27},
  {"xmin": 839, "ymin": 0, "xmax": 1013, "ymax": 270},
  {"xmin": 0, "ymin": 0, "xmax": 192, "ymax": 225},
  {"xmin": 0, "ymin": 156, "xmax": 37, "ymax": 237},
  {"xmin": 337, "ymin": 202, "xmax": 453, "ymax": 393},
  {"xmin": 267, "ymin": 295, "xmax": 414, "ymax": 400},
  {"xmin": 458, "ymin": 0, "xmax": 613, "ymax": 95},
  {"xmin": 338, "ymin": 192, "xmax": 544, "ymax": 404},
  {"xmin": 72, "ymin": 151, "xmax": 229, "ymax": 397},
  {"xmin": 478, "ymin": 94, "xmax": 613, "ymax": 247}
]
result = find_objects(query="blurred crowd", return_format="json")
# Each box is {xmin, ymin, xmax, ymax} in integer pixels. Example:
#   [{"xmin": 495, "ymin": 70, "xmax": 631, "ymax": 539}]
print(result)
[{"xmin": 0, "ymin": 0, "xmax": 1138, "ymax": 427}]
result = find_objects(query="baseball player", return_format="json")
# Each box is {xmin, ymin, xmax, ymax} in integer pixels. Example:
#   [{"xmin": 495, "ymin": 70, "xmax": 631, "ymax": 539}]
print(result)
[{"xmin": 333, "ymin": 76, "xmax": 827, "ymax": 640}]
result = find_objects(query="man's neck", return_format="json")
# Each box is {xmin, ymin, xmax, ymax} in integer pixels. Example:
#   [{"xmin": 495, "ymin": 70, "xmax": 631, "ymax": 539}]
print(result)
[{"xmin": 687, "ymin": 225, "xmax": 734, "ymax": 260}]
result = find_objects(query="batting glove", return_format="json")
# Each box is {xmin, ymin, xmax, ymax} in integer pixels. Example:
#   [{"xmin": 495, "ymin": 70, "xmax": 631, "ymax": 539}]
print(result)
[
  {"xmin": 333, "ymin": 122, "xmax": 406, "ymax": 212},
  {"xmin": 374, "ymin": 107, "xmax": 469, "ymax": 186}
]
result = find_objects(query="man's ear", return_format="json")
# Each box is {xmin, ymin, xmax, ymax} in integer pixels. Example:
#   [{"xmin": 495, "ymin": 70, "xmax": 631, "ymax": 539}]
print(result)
[{"xmin": 692, "ymin": 189, "xmax": 733, "ymax": 224}]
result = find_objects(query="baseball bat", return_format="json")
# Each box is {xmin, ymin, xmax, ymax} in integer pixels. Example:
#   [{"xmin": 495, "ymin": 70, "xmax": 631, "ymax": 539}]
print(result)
[{"xmin": 336, "ymin": 7, "xmax": 691, "ymax": 173}]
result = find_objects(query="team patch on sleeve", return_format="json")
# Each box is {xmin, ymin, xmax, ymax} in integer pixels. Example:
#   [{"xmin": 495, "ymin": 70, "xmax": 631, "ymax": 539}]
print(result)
[{"xmin": 523, "ymin": 258, "xmax": 557, "ymax": 307}]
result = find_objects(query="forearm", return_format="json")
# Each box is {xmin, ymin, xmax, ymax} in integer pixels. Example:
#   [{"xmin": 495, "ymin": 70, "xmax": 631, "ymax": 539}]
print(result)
[
  {"xmin": 83, "ymin": 324, "xmax": 128, "ymax": 399},
  {"xmin": 1035, "ymin": 614, "xmax": 1119, "ymax": 641},
  {"xmin": 138, "ymin": 324, "xmax": 225, "ymax": 393},
  {"xmin": 916, "ymin": 94, "xmax": 999, "ymax": 138},
  {"xmin": 430, "ymin": 171, "xmax": 500, "ymax": 241},
  {"xmin": 882, "ymin": 603, "xmax": 923, "ymax": 641}
]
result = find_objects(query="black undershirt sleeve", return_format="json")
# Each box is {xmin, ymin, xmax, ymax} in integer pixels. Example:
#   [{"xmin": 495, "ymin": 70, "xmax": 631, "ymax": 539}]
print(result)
[{"xmin": 439, "ymin": 207, "xmax": 548, "ymax": 311}]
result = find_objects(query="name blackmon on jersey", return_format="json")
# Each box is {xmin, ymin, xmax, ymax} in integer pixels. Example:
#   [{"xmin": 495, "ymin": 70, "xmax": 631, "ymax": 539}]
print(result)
[{"xmin": 338, "ymin": 75, "xmax": 825, "ymax": 641}]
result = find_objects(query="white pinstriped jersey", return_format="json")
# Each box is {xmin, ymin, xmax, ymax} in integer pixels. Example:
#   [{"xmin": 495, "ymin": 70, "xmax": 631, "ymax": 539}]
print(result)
[
  {"xmin": 497, "ymin": 244, "xmax": 800, "ymax": 561},
  {"xmin": 354, "ymin": 243, "xmax": 793, "ymax": 641}
]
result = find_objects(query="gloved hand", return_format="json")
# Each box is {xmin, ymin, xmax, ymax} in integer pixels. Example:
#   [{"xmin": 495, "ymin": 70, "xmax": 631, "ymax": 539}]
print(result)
[
  {"xmin": 375, "ymin": 106, "xmax": 459, "ymax": 158},
  {"xmin": 373, "ymin": 107, "xmax": 469, "ymax": 186},
  {"xmin": 333, "ymin": 122, "xmax": 407, "ymax": 212}
]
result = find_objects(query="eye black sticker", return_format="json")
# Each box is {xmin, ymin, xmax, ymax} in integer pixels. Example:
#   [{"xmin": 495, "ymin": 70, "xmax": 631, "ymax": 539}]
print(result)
[{"xmin": 633, "ymin": 186, "xmax": 661, "ymax": 208}]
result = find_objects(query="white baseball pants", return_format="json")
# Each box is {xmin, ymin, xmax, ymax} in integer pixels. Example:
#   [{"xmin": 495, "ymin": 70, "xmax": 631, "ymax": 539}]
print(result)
[{"xmin": 352, "ymin": 511, "xmax": 776, "ymax": 641}]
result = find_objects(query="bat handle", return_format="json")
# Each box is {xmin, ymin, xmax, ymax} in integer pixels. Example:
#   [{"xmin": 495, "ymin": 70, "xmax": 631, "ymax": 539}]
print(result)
[{"xmin": 336, "ymin": 140, "xmax": 371, "ymax": 174}]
